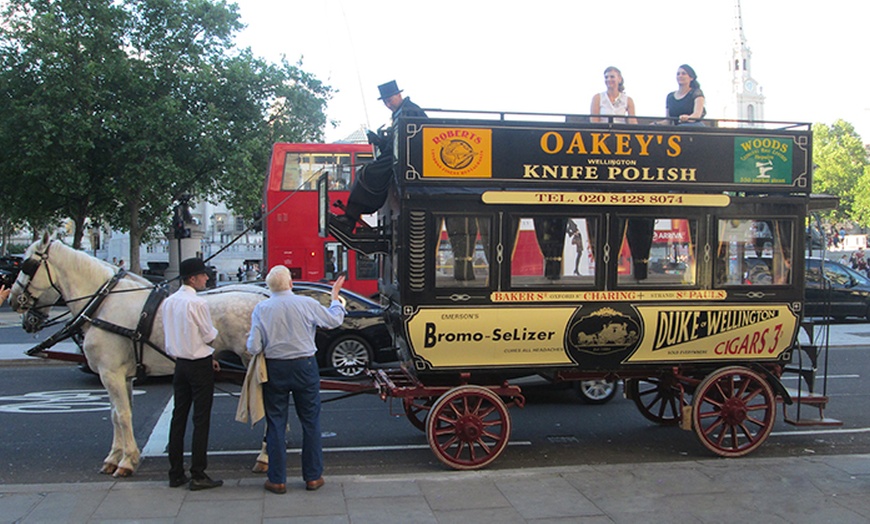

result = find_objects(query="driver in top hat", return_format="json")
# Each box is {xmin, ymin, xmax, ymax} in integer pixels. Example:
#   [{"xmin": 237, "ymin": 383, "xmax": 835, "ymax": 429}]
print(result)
[
  {"xmin": 378, "ymin": 80, "xmax": 425, "ymax": 120},
  {"xmin": 330, "ymin": 80, "xmax": 427, "ymax": 238}
]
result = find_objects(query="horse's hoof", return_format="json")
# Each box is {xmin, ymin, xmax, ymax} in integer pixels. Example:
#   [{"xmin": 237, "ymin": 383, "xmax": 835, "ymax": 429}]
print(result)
[
  {"xmin": 113, "ymin": 467, "xmax": 134, "ymax": 478},
  {"xmin": 100, "ymin": 463, "xmax": 118, "ymax": 475},
  {"xmin": 252, "ymin": 461, "xmax": 268, "ymax": 473}
]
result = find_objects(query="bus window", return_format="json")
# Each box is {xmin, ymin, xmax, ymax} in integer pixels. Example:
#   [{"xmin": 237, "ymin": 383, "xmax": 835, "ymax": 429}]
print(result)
[
  {"xmin": 435, "ymin": 216, "xmax": 490, "ymax": 287},
  {"xmin": 356, "ymin": 252, "xmax": 378, "ymax": 281},
  {"xmin": 617, "ymin": 217, "xmax": 697, "ymax": 286},
  {"xmin": 281, "ymin": 153, "xmax": 356, "ymax": 191},
  {"xmin": 324, "ymin": 244, "xmax": 339, "ymax": 280},
  {"xmin": 716, "ymin": 219, "xmax": 793, "ymax": 286},
  {"xmin": 510, "ymin": 217, "xmax": 597, "ymax": 286}
]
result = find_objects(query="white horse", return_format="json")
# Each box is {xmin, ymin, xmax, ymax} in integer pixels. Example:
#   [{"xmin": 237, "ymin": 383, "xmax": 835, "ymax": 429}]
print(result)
[{"xmin": 9, "ymin": 234, "xmax": 267, "ymax": 477}]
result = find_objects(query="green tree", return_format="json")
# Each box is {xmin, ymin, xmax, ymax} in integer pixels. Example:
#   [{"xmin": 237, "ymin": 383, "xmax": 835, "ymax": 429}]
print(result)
[
  {"xmin": 812, "ymin": 120, "xmax": 869, "ymax": 223},
  {"xmin": 0, "ymin": 0, "xmax": 127, "ymax": 249},
  {"xmin": 0, "ymin": 0, "xmax": 332, "ymax": 272}
]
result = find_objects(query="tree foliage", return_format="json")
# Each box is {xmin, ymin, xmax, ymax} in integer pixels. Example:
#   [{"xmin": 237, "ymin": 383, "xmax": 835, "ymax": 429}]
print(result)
[
  {"xmin": 0, "ymin": 0, "xmax": 332, "ymax": 271},
  {"xmin": 812, "ymin": 120, "xmax": 869, "ymax": 223}
]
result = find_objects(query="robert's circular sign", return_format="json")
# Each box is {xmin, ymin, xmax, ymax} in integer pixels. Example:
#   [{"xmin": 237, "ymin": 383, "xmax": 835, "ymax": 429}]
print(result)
[{"xmin": 439, "ymin": 139, "xmax": 476, "ymax": 170}]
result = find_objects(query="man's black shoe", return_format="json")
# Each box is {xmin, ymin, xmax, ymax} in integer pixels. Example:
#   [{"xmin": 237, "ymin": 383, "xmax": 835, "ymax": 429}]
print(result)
[
  {"xmin": 169, "ymin": 474, "xmax": 190, "ymax": 488},
  {"xmin": 189, "ymin": 475, "xmax": 223, "ymax": 491},
  {"xmin": 329, "ymin": 213, "xmax": 356, "ymax": 238}
]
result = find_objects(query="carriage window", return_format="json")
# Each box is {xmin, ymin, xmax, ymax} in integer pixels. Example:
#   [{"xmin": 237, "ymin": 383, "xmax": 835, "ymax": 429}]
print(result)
[
  {"xmin": 616, "ymin": 218, "xmax": 697, "ymax": 286},
  {"xmin": 435, "ymin": 216, "xmax": 490, "ymax": 287},
  {"xmin": 510, "ymin": 217, "xmax": 597, "ymax": 287},
  {"xmin": 716, "ymin": 219, "xmax": 793, "ymax": 286}
]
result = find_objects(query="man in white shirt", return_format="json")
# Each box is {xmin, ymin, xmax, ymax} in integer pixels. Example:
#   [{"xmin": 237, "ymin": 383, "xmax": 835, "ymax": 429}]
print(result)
[{"xmin": 162, "ymin": 257, "xmax": 222, "ymax": 490}]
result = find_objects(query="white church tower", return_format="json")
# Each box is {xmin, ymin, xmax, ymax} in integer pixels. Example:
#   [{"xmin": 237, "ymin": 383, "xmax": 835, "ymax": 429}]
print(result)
[{"xmin": 726, "ymin": 0, "xmax": 765, "ymax": 125}]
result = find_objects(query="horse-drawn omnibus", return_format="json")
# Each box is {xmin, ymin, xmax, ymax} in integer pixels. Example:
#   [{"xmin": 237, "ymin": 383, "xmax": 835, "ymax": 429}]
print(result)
[
  {"xmin": 323, "ymin": 110, "xmax": 840, "ymax": 469},
  {"xmin": 265, "ymin": 142, "xmax": 378, "ymax": 295}
]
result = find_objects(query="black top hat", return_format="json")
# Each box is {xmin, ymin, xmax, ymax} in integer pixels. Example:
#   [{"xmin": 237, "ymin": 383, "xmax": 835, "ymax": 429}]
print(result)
[
  {"xmin": 180, "ymin": 257, "xmax": 208, "ymax": 279},
  {"xmin": 377, "ymin": 80, "xmax": 402, "ymax": 100}
]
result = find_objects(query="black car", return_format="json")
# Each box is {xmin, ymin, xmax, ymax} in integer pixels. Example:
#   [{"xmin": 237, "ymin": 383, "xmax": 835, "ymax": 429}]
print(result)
[
  {"xmin": 805, "ymin": 258, "xmax": 870, "ymax": 320},
  {"xmin": 0, "ymin": 255, "xmax": 22, "ymax": 288},
  {"xmin": 290, "ymin": 281, "xmax": 396, "ymax": 377}
]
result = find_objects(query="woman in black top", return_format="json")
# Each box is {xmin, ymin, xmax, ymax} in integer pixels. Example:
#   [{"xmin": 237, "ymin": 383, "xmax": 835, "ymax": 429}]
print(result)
[{"xmin": 666, "ymin": 64, "xmax": 706, "ymax": 125}]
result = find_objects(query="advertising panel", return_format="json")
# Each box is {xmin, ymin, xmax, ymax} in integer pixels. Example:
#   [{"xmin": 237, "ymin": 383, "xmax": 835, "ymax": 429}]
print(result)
[
  {"xmin": 405, "ymin": 303, "xmax": 798, "ymax": 370},
  {"xmin": 406, "ymin": 121, "xmax": 810, "ymax": 193}
]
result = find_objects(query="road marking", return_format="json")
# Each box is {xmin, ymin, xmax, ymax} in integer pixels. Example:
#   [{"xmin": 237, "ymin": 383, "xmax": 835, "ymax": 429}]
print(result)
[
  {"xmin": 0, "ymin": 389, "xmax": 145, "ymax": 414},
  {"xmin": 772, "ymin": 427, "xmax": 870, "ymax": 437},
  {"xmin": 141, "ymin": 394, "xmax": 533, "ymax": 458},
  {"xmin": 141, "ymin": 395, "xmax": 174, "ymax": 457},
  {"xmin": 780, "ymin": 374, "xmax": 860, "ymax": 380},
  {"xmin": 141, "ymin": 379, "xmax": 867, "ymax": 459},
  {"xmin": 143, "ymin": 441, "xmax": 533, "ymax": 458},
  {"xmin": 142, "ymin": 390, "xmax": 369, "ymax": 457}
]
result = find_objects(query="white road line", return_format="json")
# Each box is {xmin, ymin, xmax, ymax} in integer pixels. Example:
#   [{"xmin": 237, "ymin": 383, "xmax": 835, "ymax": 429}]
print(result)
[
  {"xmin": 141, "ymin": 380, "xmax": 869, "ymax": 459},
  {"xmin": 142, "ymin": 390, "xmax": 374, "ymax": 458},
  {"xmin": 141, "ymin": 395, "xmax": 173, "ymax": 457},
  {"xmin": 143, "ymin": 441, "xmax": 533, "ymax": 458},
  {"xmin": 780, "ymin": 374, "xmax": 860, "ymax": 380},
  {"xmin": 771, "ymin": 427, "xmax": 870, "ymax": 437}
]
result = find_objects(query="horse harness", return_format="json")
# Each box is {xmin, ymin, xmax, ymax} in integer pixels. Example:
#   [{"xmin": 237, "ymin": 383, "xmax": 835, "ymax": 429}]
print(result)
[
  {"xmin": 86, "ymin": 283, "xmax": 170, "ymax": 381},
  {"xmin": 22, "ymin": 244, "xmax": 172, "ymax": 379}
]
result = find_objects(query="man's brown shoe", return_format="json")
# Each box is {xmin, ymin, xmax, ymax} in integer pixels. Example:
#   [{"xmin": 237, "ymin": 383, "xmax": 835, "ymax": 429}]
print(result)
[
  {"xmin": 305, "ymin": 478, "xmax": 325, "ymax": 491},
  {"xmin": 264, "ymin": 480, "xmax": 286, "ymax": 494}
]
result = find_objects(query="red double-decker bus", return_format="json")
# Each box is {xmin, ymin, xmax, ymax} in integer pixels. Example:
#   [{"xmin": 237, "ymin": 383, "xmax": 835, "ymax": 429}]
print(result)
[{"xmin": 264, "ymin": 142, "xmax": 378, "ymax": 295}]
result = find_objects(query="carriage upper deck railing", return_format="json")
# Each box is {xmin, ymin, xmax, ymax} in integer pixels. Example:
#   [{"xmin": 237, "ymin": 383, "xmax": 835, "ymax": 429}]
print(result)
[
  {"xmin": 411, "ymin": 109, "xmax": 812, "ymax": 131},
  {"xmin": 394, "ymin": 111, "xmax": 813, "ymax": 195}
]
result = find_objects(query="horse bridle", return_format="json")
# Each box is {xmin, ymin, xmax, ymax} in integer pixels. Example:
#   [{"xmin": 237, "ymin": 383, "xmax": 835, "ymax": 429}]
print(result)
[{"xmin": 14, "ymin": 242, "xmax": 66, "ymax": 330}]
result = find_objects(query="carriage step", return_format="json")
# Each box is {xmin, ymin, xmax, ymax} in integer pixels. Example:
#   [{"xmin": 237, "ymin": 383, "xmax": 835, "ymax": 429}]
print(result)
[
  {"xmin": 783, "ymin": 416, "xmax": 843, "ymax": 427},
  {"xmin": 781, "ymin": 387, "xmax": 829, "ymax": 407}
]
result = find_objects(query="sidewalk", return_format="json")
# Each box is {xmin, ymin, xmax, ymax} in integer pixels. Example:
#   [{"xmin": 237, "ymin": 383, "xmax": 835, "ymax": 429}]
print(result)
[{"xmin": 2, "ymin": 454, "xmax": 870, "ymax": 522}]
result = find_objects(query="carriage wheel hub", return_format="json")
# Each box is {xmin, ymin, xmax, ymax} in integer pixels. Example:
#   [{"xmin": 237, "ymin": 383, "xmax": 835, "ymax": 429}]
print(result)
[
  {"xmin": 454, "ymin": 416, "xmax": 483, "ymax": 441},
  {"xmin": 720, "ymin": 398, "xmax": 747, "ymax": 425}
]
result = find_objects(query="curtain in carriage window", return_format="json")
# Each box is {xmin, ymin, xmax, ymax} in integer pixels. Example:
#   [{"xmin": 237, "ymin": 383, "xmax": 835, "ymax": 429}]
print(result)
[
  {"xmin": 616, "ymin": 217, "xmax": 696, "ymax": 286},
  {"xmin": 434, "ymin": 216, "xmax": 490, "ymax": 287},
  {"xmin": 510, "ymin": 216, "xmax": 597, "ymax": 287}
]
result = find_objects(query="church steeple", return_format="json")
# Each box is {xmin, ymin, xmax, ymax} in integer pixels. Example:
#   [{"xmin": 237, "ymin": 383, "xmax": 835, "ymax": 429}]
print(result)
[{"xmin": 727, "ymin": 0, "xmax": 765, "ymax": 125}]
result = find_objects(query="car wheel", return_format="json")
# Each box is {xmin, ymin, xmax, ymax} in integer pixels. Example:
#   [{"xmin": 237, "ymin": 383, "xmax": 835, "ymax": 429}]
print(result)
[
  {"xmin": 574, "ymin": 379, "xmax": 618, "ymax": 404},
  {"xmin": 327, "ymin": 336, "xmax": 372, "ymax": 378}
]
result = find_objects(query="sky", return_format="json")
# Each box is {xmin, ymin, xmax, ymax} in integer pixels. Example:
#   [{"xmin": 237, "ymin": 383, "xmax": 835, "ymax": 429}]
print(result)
[{"xmin": 232, "ymin": 0, "xmax": 870, "ymax": 144}]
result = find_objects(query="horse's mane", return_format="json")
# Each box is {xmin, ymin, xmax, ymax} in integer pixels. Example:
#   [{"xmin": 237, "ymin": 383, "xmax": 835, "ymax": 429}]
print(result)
[{"xmin": 42, "ymin": 240, "xmax": 153, "ymax": 289}]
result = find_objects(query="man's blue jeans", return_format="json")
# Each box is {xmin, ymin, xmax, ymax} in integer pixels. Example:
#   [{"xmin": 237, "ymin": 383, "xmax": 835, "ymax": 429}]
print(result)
[{"xmin": 263, "ymin": 356, "xmax": 323, "ymax": 484}]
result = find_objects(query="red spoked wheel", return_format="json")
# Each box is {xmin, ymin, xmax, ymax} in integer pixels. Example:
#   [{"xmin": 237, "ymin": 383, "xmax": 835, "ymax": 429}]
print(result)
[
  {"xmin": 692, "ymin": 366, "xmax": 776, "ymax": 458},
  {"xmin": 625, "ymin": 375, "xmax": 687, "ymax": 426},
  {"xmin": 425, "ymin": 386, "xmax": 511, "ymax": 470},
  {"xmin": 403, "ymin": 396, "xmax": 435, "ymax": 432}
]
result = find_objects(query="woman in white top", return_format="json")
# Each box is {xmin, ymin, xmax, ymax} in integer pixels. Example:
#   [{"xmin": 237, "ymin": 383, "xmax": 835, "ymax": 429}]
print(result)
[{"xmin": 590, "ymin": 66, "xmax": 637, "ymax": 124}]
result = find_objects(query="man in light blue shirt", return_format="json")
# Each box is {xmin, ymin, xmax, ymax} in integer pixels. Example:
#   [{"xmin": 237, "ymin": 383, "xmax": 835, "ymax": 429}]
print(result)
[{"xmin": 247, "ymin": 265, "xmax": 345, "ymax": 494}]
